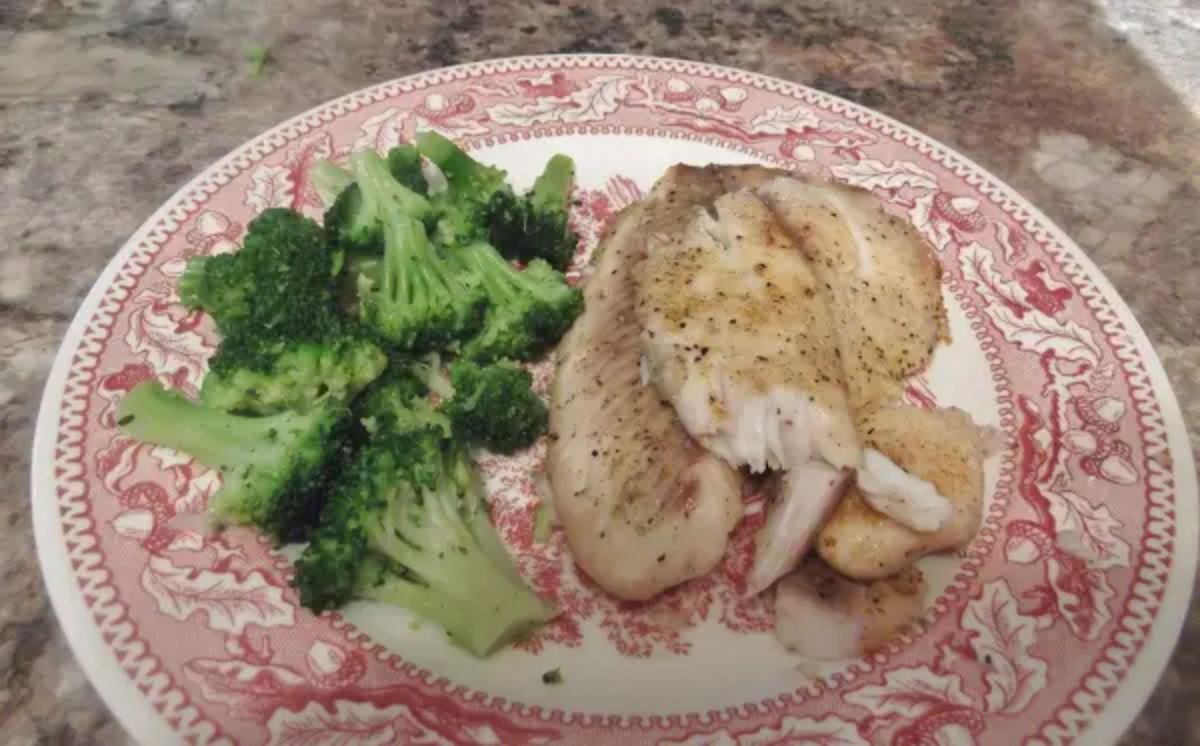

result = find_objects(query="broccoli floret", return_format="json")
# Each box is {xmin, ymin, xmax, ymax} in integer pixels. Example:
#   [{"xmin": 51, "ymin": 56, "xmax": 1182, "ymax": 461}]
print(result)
[
  {"xmin": 312, "ymin": 145, "xmax": 427, "ymax": 213},
  {"xmin": 117, "ymin": 381, "xmax": 346, "ymax": 542},
  {"xmin": 415, "ymin": 131, "xmax": 511, "ymax": 246},
  {"xmin": 355, "ymin": 357, "xmax": 452, "ymax": 438},
  {"xmin": 178, "ymin": 208, "xmax": 340, "ymax": 339},
  {"xmin": 443, "ymin": 359, "xmax": 548, "ymax": 454},
  {"xmin": 357, "ymin": 197, "xmax": 485, "ymax": 351},
  {"xmin": 200, "ymin": 335, "xmax": 387, "ymax": 415},
  {"xmin": 487, "ymin": 154, "xmax": 580, "ymax": 271},
  {"xmin": 293, "ymin": 432, "xmax": 556, "ymax": 656},
  {"xmin": 448, "ymin": 242, "xmax": 582, "ymax": 363},
  {"xmin": 386, "ymin": 144, "xmax": 428, "ymax": 194},
  {"xmin": 325, "ymin": 150, "xmax": 432, "ymax": 255},
  {"xmin": 309, "ymin": 160, "xmax": 354, "ymax": 209}
]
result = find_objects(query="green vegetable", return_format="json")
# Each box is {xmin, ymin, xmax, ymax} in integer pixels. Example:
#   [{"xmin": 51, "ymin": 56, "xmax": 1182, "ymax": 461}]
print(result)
[
  {"xmin": 386, "ymin": 144, "xmax": 428, "ymax": 194},
  {"xmin": 200, "ymin": 335, "xmax": 387, "ymax": 415},
  {"xmin": 441, "ymin": 359, "xmax": 548, "ymax": 454},
  {"xmin": 416, "ymin": 131, "xmax": 511, "ymax": 246},
  {"xmin": 487, "ymin": 154, "xmax": 580, "ymax": 271},
  {"xmin": 117, "ymin": 381, "xmax": 346, "ymax": 542},
  {"xmin": 178, "ymin": 208, "xmax": 341, "ymax": 341},
  {"xmin": 293, "ymin": 429, "xmax": 556, "ymax": 657},
  {"xmin": 324, "ymin": 149, "xmax": 432, "ymax": 256},
  {"xmin": 449, "ymin": 241, "xmax": 583, "ymax": 363},
  {"xmin": 310, "ymin": 161, "xmax": 354, "ymax": 209},
  {"xmin": 355, "ymin": 196, "xmax": 485, "ymax": 351},
  {"xmin": 245, "ymin": 44, "xmax": 271, "ymax": 77}
]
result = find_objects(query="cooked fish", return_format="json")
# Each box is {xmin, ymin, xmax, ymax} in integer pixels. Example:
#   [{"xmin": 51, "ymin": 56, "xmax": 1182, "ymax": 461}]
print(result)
[
  {"xmin": 634, "ymin": 183, "xmax": 864, "ymax": 594},
  {"xmin": 759, "ymin": 177, "xmax": 948, "ymax": 416},
  {"xmin": 760, "ymin": 176, "xmax": 979, "ymax": 552},
  {"xmin": 637, "ymin": 187, "xmax": 861, "ymax": 472},
  {"xmin": 774, "ymin": 555, "xmax": 925, "ymax": 659},
  {"xmin": 546, "ymin": 166, "xmax": 757, "ymax": 601},
  {"xmin": 816, "ymin": 405, "xmax": 986, "ymax": 580}
]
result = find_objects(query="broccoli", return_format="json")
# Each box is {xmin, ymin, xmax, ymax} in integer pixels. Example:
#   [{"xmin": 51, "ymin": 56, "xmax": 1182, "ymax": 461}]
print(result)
[
  {"xmin": 293, "ymin": 431, "xmax": 556, "ymax": 657},
  {"xmin": 310, "ymin": 160, "xmax": 354, "ymax": 209},
  {"xmin": 386, "ymin": 144, "xmax": 429, "ymax": 194},
  {"xmin": 415, "ymin": 131, "xmax": 511, "ymax": 246},
  {"xmin": 441, "ymin": 359, "xmax": 548, "ymax": 454},
  {"xmin": 354, "ymin": 357, "xmax": 452, "ymax": 438},
  {"xmin": 487, "ymin": 154, "xmax": 580, "ymax": 271},
  {"xmin": 356, "ymin": 197, "xmax": 485, "ymax": 351},
  {"xmin": 200, "ymin": 335, "xmax": 387, "ymax": 415},
  {"xmin": 312, "ymin": 145, "xmax": 427, "ymax": 212},
  {"xmin": 448, "ymin": 241, "xmax": 582, "ymax": 363},
  {"xmin": 178, "ymin": 208, "xmax": 341, "ymax": 339},
  {"xmin": 324, "ymin": 149, "xmax": 432, "ymax": 255},
  {"xmin": 117, "ymin": 381, "xmax": 346, "ymax": 542}
]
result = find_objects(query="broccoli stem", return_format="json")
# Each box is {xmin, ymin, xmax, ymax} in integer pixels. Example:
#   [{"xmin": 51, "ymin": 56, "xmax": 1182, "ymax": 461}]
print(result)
[
  {"xmin": 530, "ymin": 154, "xmax": 575, "ymax": 213},
  {"xmin": 414, "ymin": 131, "xmax": 473, "ymax": 186},
  {"xmin": 359, "ymin": 452, "xmax": 555, "ymax": 656},
  {"xmin": 310, "ymin": 160, "xmax": 354, "ymax": 208},
  {"xmin": 119, "ymin": 381, "xmax": 282, "ymax": 470},
  {"xmin": 352, "ymin": 149, "xmax": 431, "ymax": 221},
  {"xmin": 361, "ymin": 564, "xmax": 555, "ymax": 657}
]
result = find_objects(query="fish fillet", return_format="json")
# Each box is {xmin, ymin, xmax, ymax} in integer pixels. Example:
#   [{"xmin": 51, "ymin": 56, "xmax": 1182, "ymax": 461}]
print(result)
[
  {"xmin": 774, "ymin": 556, "xmax": 925, "ymax": 659},
  {"xmin": 816, "ymin": 405, "xmax": 986, "ymax": 580},
  {"xmin": 760, "ymin": 177, "xmax": 948, "ymax": 416},
  {"xmin": 634, "ymin": 180, "xmax": 867, "ymax": 594},
  {"xmin": 547, "ymin": 166, "xmax": 767, "ymax": 601}
]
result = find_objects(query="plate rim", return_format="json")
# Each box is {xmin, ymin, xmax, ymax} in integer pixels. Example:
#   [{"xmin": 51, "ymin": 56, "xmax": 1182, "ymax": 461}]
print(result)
[{"xmin": 30, "ymin": 52, "xmax": 1198, "ymax": 745}]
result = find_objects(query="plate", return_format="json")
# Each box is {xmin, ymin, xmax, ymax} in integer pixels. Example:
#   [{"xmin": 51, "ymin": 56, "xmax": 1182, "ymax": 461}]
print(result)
[{"xmin": 32, "ymin": 55, "xmax": 1197, "ymax": 745}]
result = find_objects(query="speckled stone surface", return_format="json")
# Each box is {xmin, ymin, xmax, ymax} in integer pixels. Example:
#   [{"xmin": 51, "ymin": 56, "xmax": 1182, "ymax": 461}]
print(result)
[{"xmin": 1, "ymin": 1, "xmax": 1197, "ymax": 743}]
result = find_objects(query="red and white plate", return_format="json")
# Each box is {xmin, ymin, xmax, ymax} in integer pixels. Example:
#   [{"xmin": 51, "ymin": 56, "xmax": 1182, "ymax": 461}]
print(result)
[{"xmin": 32, "ymin": 55, "xmax": 1197, "ymax": 745}]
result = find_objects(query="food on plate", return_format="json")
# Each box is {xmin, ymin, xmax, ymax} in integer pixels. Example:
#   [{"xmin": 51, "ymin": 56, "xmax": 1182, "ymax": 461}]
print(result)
[
  {"xmin": 759, "ymin": 177, "xmax": 948, "ymax": 416},
  {"xmin": 116, "ymin": 128, "xmax": 988, "ymax": 662},
  {"xmin": 611, "ymin": 165, "xmax": 987, "ymax": 652},
  {"xmin": 117, "ymin": 134, "xmax": 582, "ymax": 656},
  {"xmin": 545, "ymin": 168, "xmax": 754, "ymax": 602},
  {"xmin": 774, "ymin": 556, "xmax": 925, "ymax": 659},
  {"xmin": 816, "ymin": 404, "xmax": 987, "ymax": 580},
  {"xmin": 293, "ymin": 368, "xmax": 555, "ymax": 657},
  {"xmin": 634, "ymin": 171, "xmax": 862, "ymax": 595},
  {"xmin": 117, "ymin": 380, "xmax": 348, "ymax": 544}
]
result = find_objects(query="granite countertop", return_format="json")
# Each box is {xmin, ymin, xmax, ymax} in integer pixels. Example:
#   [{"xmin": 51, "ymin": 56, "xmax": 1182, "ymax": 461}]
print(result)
[{"xmin": 2, "ymin": 1, "xmax": 1197, "ymax": 743}]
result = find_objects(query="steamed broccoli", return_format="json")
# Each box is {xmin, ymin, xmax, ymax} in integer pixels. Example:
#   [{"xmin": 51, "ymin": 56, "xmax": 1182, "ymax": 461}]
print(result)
[
  {"xmin": 415, "ymin": 131, "xmax": 511, "ymax": 246},
  {"xmin": 386, "ymin": 144, "xmax": 428, "ymax": 194},
  {"xmin": 293, "ymin": 430, "xmax": 556, "ymax": 656},
  {"xmin": 354, "ymin": 358, "xmax": 451, "ymax": 438},
  {"xmin": 356, "ymin": 197, "xmax": 485, "ymax": 351},
  {"xmin": 312, "ymin": 145, "xmax": 427, "ymax": 212},
  {"xmin": 200, "ymin": 335, "xmax": 387, "ymax": 415},
  {"xmin": 179, "ymin": 208, "xmax": 340, "ymax": 339},
  {"xmin": 441, "ymin": 359, "xmax": 548, "ymax": 454},
  {"xmin": 310, "ymin": 160, "xmax": 354, "ymax": 209},
  {"xmin": 487, "ymin": 154, "xmax": 579, "ymax": 271},
  {"xmin": 448, "ymin": 241, "xmax": 582, "ymax": 363},
  {"xmin": 117, "ymin": 381, "xmax": 346, "ymax": 541},
  {"xmin": 324, "ymin": 150, "xmax": 432, "ymax": 255}
]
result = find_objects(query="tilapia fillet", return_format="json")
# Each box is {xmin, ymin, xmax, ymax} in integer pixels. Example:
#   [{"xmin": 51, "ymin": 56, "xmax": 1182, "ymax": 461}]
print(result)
[{"xmin": 546, "ymin": 166, "xmax": 770, "ymax": 601}]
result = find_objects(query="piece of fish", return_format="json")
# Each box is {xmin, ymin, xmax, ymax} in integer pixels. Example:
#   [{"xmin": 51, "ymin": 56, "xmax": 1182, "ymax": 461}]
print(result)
[
  {"xmin": 759, "ymin": 177, "xmax": 948, "ymax": 417},
  {"xmin": 774, "ymin": 556, "xmax": 925, "ymax": 659},
  {"xmin": 816, "ymin": 405, "xmax": 986, "ymax": 580},
  {"xmin": 634, "ymin": 183, "xmax": 864, "ymax": 594},
  {"xmin": 547, "ymin": 166, "xmax": 762, "ymax": 601}
]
